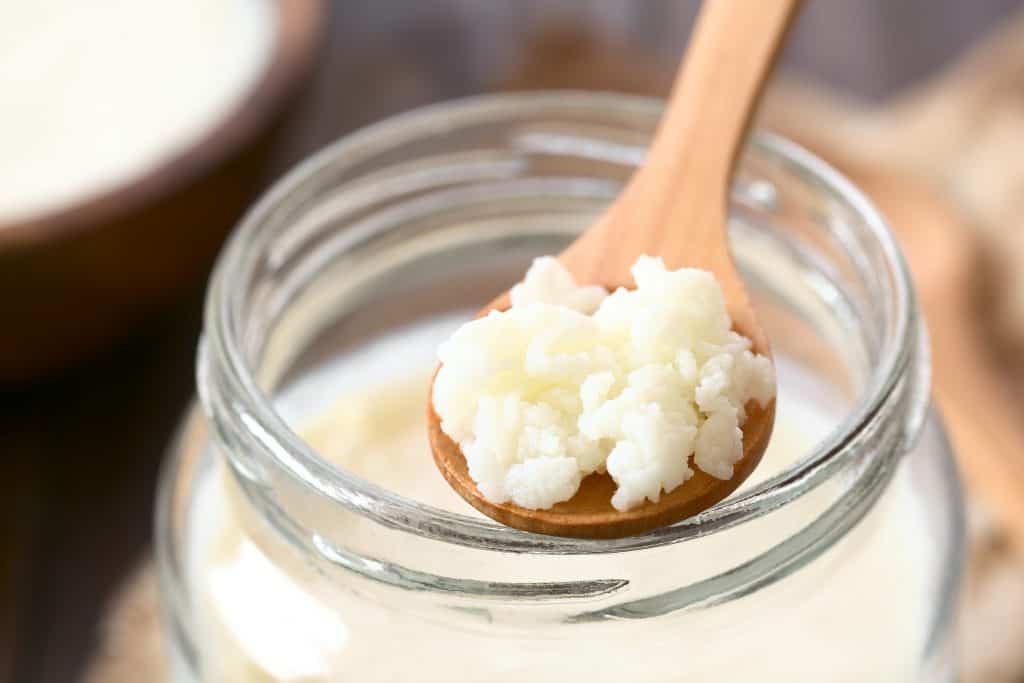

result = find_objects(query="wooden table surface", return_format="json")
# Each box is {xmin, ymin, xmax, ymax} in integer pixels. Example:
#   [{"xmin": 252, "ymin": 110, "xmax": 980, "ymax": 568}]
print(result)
[{"xmin": 3, "ymin": 3, "xmax": 1019, "ymax": 681}]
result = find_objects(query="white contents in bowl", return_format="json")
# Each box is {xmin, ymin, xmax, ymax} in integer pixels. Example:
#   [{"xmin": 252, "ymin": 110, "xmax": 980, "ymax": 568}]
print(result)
[
  {"xmin": 432, "ymin": 256, "xmax": 775, "ymax": 511},
  {"xmin": 0, "ymin": 0, "xmax": 275, "ymax": 223}
]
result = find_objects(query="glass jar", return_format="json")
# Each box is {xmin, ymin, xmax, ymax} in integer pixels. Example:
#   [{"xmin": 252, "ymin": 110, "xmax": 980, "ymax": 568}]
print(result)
[{"xmin": 156, "ymin": 93, "xmax": 964, "ymax": 682}]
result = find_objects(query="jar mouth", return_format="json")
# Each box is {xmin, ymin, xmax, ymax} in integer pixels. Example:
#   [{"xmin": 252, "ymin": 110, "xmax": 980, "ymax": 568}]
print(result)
[{"xmin": 202, "ymin": 91, "xmax": 926, "ymax": 556}]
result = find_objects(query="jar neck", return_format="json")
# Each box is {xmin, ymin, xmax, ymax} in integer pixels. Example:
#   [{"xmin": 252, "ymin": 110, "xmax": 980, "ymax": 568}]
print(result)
[{"xmin": 196, "ymin": 94, "xmax": 929, "ymax": 613}]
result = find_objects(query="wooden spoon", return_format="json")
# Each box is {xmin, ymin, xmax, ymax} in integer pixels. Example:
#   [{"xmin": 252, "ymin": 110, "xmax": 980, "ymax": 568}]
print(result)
[{"xmin": 428, "ymin": 0, "xmax": 801, "ymax": 538}]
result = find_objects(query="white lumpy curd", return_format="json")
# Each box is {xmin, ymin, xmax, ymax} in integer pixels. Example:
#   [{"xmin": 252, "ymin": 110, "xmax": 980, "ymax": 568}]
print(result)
[{"xmin": 432, "ymin": 256, "xmax": 775, "ymax": 511}]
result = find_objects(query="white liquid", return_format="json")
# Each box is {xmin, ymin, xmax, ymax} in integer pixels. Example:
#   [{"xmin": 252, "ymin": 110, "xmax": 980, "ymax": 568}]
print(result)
[
  {"xmin": 186, "ymin": 314, "xmax": 935, "ymax": 682},
  {"xmin": 0, "ymin": 0, "xmax": 274, "ymax": 222}
]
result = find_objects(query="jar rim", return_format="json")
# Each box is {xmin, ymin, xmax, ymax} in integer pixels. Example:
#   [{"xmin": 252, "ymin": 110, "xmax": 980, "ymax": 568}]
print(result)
[{"xmin": 203, "ymin": 91, "xmax": 926, "ymax": 555}]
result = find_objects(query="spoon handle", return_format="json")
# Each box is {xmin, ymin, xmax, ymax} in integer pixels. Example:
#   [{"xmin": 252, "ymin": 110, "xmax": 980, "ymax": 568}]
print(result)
[
  {"xmin": 649, "ymin": 0, "xmax": 802, "ymax": 188},
  {"xmin": 567, "ymin": 0, "xmax": 802, "ymax": 261},
  {"xmin": 560, "ymin": 0, "xmax": 802, "ymax": 357}
]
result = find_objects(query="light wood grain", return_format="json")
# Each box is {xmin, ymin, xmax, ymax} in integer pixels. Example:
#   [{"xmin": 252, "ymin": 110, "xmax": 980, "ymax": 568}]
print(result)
[
  {"xmin": 429, "ymin": 0, "xmax": 801, "ymax": 538},
  {"xmin": 561, "ymin": 0, "xmax": 801, "ymax": 356}
]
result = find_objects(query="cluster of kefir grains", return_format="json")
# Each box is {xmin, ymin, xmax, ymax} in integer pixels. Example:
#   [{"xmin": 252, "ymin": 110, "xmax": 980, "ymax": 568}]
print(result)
[{"xmin": 432, "ymin": 256, "xmax": 775, "ymax": 511}]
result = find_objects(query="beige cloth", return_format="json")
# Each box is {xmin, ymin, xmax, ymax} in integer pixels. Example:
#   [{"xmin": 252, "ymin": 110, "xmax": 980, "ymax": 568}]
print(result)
[
  {"xmin": 83, "ymin": 565, "xmax": 163, "ymax": 683},
  {"xmin": 963, "ymin": 504, "xmax": 1024, "ymax": 682}
]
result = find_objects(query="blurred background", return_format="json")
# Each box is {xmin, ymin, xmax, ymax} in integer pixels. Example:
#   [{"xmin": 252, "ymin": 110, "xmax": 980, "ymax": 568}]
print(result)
[{"xmin": 6, "ymin": 1, "xmax": 1024, "ymax": 681}]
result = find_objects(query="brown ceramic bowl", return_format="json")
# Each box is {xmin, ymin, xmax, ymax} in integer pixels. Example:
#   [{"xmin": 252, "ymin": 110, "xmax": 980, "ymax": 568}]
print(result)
[{"xmin": 0, "ymin": 1, "xmax": 326, "ymax": 382}]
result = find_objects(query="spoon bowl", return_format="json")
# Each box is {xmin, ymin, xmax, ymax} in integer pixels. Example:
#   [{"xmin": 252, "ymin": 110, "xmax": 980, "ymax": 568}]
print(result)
[{"xmin": 429, "ymin": 389, "xmax": 774, "ymax": 538}]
